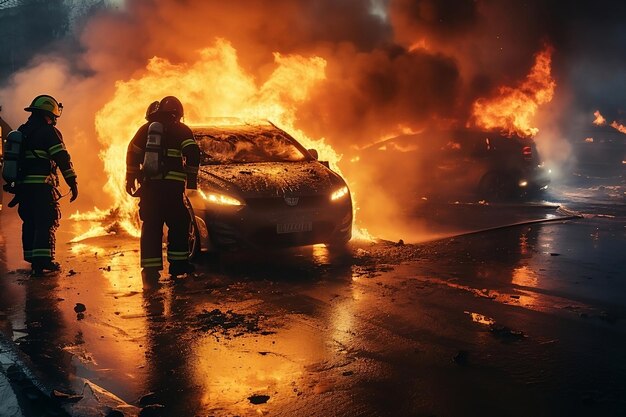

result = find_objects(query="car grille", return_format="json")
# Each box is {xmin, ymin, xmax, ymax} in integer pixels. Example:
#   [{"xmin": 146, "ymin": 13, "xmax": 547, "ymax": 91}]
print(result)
[{"xmin": 245, "ymin": 195, "xmax": 328, "ymax": 210}]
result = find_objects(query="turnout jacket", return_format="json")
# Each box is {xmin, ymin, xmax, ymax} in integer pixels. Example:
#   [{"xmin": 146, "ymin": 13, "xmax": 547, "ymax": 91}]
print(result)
[
  {"xmin": 126, "ymin": 120, "xmax": 200, "ymax": 187},
  {"xmin": 18, "ymin": 114, "xmax": 77, "ymax": 187}
]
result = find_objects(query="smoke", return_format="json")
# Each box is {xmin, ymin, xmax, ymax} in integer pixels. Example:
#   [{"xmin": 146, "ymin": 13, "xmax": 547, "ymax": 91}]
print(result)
[
  {"xmin": 296, "ymin": 45, "xmax": 460, "ymax": 147},
  {"xmin": 0, "ymin": 56, "xmax": 116, "ymax": 209},
  {"xmin": 0, "ymin": 0, "xmax": 624, "ymax": 236}
]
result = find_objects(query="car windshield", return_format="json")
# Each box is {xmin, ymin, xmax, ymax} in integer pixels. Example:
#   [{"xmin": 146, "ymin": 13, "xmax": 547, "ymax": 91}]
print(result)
[{"xmin": 193, "ymin": 125, "xmax": 309, "ymax": 165}]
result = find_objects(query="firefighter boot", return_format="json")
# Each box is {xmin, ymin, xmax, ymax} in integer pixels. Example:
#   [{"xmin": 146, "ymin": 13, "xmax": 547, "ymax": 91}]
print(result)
[
  {"xmin": 168, "ymin": 261, "xmax": 195, "ymax": 278},
  {"xmin": 141, "ymin": 267, "xmax": 161, "ymax": 279},
  {"xmin": 141, "ymin": 267, "xmax": 161, "ymax": 288},
  {"xmin": 32, "ymin": 261, "xmax": 61, "ymax": 276}
]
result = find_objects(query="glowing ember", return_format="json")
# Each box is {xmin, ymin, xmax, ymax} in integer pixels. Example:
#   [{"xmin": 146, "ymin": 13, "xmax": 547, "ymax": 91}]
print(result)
[
  {"xmin": 593, "ymin": 110, "xmax": 606, "ymax": 126},
  {"xmin": 469, "ymin": 44, "xmax": 556, "ymax": 137},
  {"xmin": 72, "ymin": 39, "xmax": 370, "ymax": 241}
]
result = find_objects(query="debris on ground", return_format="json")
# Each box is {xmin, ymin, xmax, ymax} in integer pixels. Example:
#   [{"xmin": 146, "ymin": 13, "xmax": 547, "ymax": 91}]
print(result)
[
  {"xmin": 453, "ymin": 350, "xmax": 470, "ymax": 365},
  {"xmin": 193, "ymin": 309, "xmax": 273, "ymax": 338},
  {"xmin": 489, "ymin": 325, "xmax": 526, "ymax": 340},
  {"xmin": 74, "ymin": 303, "xmax": 86, "ymax": 313},
  {"xmin": 248, "ymin": 394, "xmax": 270, "ymax": 405},
  {"xmin": 67, "ymin": 269, "xmax": 77, "ymax": 276},
  {"xmin": 52, "ymin": 389, "xmax": 83, "ymax": 402},
  {"xmin": 138, "ymin": 392, "xmax": 159, "ymax": 407},
  {"xmin": 465, "ymin": 311, "xmax": 496, "ymax": 326},
  {"xmin": 138, "ymin": 403, "xmax": 166, "ymax": 417},
  {"xmin": 351, "ymin": 265, "xmax": 383, "ymax": 279}
]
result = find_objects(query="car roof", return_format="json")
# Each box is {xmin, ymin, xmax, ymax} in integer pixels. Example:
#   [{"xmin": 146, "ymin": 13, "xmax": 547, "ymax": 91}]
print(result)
[
  {"xmin": 190, "ymin": 118, "xmax": 273, "ymax": 133},
  {"xmin": 191, "ymin": 119, "xmax": 292, "ymax": 138},
  {"xmin": 362, "ymin": 128, "xmax": 534, "ymax": 152}
]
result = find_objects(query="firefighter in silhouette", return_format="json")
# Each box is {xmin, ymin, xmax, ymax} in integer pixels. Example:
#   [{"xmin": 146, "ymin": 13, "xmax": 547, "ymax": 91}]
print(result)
[
  {"xmin": 12, "ymin": 95, "xmax": 78, "ymax": 275},
  {"xmin": 126, "ymin": 97, "xmax": 200, "ymax": 278}
]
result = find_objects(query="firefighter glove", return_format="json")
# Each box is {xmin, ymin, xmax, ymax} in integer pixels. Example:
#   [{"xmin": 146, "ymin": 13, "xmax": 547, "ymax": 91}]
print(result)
[
  {"xmin": 125, "ymin": 178, "xmax": 136, "ymax": 196},
  {"xmin": 2, "ymin": 183, "xmax": 16, "ymax": 194},
  {"xmin": 7, "ymin": 195, "xmax": 19, "ymax": 208},
  {"xmin": 70, "ymin": 182, "xmax": 79, "ymax": 202}
]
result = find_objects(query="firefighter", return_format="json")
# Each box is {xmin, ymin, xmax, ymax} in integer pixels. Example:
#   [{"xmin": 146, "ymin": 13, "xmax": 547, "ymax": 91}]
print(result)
[
  {"xmin": 126, "ymin": 96, "xmax": 200, "ymax": 278},
  {"xmin": 14, "ymin": 95, "xmax": 78, "ymax": 275}
]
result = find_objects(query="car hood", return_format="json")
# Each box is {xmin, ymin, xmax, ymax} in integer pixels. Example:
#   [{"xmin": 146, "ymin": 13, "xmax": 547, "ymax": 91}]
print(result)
[{"xmin": 199, "ymin": 161, "xmax": 344, "ymax": 198}]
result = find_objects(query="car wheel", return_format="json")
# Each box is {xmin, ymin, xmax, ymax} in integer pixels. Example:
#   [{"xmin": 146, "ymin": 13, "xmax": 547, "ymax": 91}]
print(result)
[{"xmin": 478, "ymin": 171, "xmax": 516, "ymax": 201}]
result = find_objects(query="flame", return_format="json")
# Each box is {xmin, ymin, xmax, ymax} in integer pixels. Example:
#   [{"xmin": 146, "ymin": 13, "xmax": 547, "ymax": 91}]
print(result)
[
  {"xmin": 593, "ymin": 110, "xmax": 606, "ymax": 126},
  {"xmin": 591, "ymin": 110, "xmax": 626, "ymax": 135},
  {"xmin": 469, "ymin": 44, "xmax": 556, "ymax": 137},
  {"xmin": 610, "ymin": 121, "xmax": 626, "ymax": 135},
  {"xmin": 73, "ymin": 39, "xmax": 370, "ymax": 241},
  {"xmin": 408, "ymin": 38, "xmax": 432, "ymax": 52}
]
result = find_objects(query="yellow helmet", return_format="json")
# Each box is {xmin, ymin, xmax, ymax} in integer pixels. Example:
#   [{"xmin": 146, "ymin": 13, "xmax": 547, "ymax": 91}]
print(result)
[{"xmin": 24, "ymin": 95, "xmax": 63, "ymax": 117}]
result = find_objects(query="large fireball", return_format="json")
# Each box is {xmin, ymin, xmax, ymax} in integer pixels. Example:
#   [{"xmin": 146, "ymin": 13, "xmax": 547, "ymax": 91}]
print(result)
[{"xmin": 73, "ymin": 39, "xmax": 358, "ymax": 239}]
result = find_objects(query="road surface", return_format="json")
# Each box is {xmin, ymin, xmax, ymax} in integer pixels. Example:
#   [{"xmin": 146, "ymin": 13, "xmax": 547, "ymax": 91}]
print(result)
[{"xmin": 1, "ymin": 192, "xmax": 625, "ymax": 417}]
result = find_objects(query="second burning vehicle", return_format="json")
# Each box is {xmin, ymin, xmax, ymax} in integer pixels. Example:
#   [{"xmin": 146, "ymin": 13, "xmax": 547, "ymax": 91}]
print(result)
[{"xmin": 185, "ymin": 120, "xmax": 353, "ymax": 255}]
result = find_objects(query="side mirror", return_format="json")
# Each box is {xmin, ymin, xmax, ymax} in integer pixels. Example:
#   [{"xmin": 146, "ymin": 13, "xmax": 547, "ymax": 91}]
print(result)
[{"xmin": 308, "ymin": 148, "xmax": 319, "ymax": 160}]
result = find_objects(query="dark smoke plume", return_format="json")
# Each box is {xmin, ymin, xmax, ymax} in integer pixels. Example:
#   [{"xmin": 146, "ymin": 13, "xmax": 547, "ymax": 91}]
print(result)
[{"xmin": 0, "ymin": 0, "xmax": 623, "ymax": 233}]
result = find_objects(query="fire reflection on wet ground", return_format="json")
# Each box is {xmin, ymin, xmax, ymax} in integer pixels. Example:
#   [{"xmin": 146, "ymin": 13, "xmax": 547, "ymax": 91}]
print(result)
[{"xmin": 1, "ymin": 202, "xmax": 625, "ymax": 416}]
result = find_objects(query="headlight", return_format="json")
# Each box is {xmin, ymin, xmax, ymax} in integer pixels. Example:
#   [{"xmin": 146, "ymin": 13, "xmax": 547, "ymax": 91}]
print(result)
[
  {"xmin": 330, "ymin": 186, "xmax": 349, "ymax": 201},
  {"xmin": 198, "ymin": 190, "xmax": 242, "ymax": 206}
]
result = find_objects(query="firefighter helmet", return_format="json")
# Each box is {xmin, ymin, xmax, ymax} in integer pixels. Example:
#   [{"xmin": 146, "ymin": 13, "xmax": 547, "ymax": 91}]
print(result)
[
  {"xmin": 24, "ymin": 95, "xmax": 63, "ymax": 117},
  {"xmin": 158, "ymin": 96, "xmax": 184, "ymax": 119},
  {"xmin": 145, "ymin": 100, "xmax": 160, "ymax": 120}
]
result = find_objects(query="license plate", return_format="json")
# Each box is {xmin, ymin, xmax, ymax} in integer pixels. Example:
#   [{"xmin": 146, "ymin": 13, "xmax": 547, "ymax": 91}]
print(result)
[{"xmin": 276, "ymin": 221, "xmax": 312, "ymax": 234}]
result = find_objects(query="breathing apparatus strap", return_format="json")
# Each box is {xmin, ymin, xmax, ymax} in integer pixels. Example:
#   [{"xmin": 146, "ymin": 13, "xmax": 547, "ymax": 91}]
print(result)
[{"xmin": 54, "ymin": 187, "xmax": 70, "ymax": 201}]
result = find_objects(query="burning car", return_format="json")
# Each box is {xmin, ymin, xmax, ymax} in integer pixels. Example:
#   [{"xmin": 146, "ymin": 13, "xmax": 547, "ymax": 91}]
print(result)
[
  {"xmin": 185, "ymin": 121, "xmax": 352, "ymax": 255},
  {"xmin": 351, "ymin": 128, "xmax": 550, "ymax": 202}
]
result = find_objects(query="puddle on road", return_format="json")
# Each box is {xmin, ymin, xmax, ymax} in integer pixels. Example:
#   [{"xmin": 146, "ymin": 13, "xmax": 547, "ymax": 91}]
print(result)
[{"xmin": 190, "ymin": 324, "xmax": 321, "ymax": 415}]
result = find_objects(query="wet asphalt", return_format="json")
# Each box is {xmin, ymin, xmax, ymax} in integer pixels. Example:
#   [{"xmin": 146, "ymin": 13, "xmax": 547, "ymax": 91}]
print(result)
[{"xmin": 1, "ymin": 195, "xmax": 625, "ymax": 417}]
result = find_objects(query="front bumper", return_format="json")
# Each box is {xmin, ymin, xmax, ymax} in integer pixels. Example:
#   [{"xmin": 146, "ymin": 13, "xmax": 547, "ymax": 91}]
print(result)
[
  {"xmin": 521, "ymin": 165, "xmax": 551, "ymax": 193},
  {"xmin": 188, "ymin": 193, "xmax": 353, "ymax": 251}
]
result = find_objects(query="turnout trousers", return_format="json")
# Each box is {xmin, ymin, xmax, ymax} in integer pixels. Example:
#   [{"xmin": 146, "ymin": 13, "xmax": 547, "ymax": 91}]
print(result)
[
  {"xmin": 138, "ymin": 180, "xmax": 191, "ymax": 270},
  {"xmin": 16, "ymin": 184, "xmax": 60, "ymax": 267}
]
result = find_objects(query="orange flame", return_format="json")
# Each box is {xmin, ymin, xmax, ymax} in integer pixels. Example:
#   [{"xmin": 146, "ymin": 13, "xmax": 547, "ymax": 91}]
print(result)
[
  {"xmin": 591, "ymin": 110, "xmax": 626, "ymax": 135},
  {"xmin": 469, "ymin": 45, "xmax": 556, "ymax": 137},
  {"xmin": 72, "ymin": 39, "xmax": 370, "ymax": 240},
  {"xmin": 610, "ymin": 121, "xmax": 626, "ymax": 135},
  {"xmin": 593, "ymin": 110, "xmax": 606, "ymax": 126}
]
